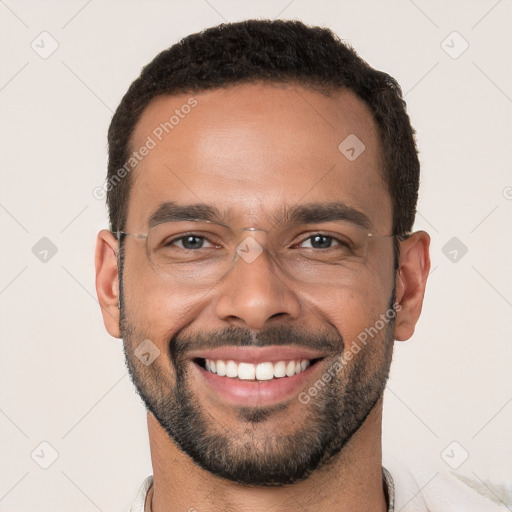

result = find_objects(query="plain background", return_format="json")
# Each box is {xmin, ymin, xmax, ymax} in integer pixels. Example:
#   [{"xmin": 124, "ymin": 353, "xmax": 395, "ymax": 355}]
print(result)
[{"xmin": 1, "ymin": 0, "xmax": 511, "ymax": 510}]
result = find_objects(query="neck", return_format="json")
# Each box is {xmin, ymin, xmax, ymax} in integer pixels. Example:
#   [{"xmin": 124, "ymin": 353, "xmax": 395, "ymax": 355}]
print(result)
[{"xmin": 145, "ymin": 399, "xmax": 387, "ymax": 512}]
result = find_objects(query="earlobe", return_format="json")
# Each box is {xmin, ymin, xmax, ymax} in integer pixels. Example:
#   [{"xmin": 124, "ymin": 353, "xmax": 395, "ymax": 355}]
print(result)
[
  {"xmin": 394, "ymin": 231, "xmax": 431, "ymax": 342},
  {"xmin": 95, "ymin": 229, "xmax": 121, "ymax": 338}
]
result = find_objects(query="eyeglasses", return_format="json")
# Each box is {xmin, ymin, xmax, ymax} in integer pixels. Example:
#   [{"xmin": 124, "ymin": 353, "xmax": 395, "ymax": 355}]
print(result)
[{"xmin": 115, "ymin": 220, "xmax": 400, "ymax": 290}]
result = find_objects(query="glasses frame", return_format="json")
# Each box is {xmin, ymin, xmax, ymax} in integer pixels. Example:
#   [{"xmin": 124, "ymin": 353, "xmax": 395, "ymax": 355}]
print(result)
[
  {"xmin": 113, "ymin": 222, "xmax": 411, "ymax": 291},
  {"xmin": 113, "ymin": 221, "xmax": 409, "ymax": 263},
  {"xmin": 114, "ymin": 223, "xmax": 409, "ymax": 245}
]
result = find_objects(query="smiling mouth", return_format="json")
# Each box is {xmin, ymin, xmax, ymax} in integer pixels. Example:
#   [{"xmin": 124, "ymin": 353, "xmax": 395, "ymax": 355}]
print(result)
[{"xmin": 194, "ymin": 357, "xmax": 323, "ymax": 381}]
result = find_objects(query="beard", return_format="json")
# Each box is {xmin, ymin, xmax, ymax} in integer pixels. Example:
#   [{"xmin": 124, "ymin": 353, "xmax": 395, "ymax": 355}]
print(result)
[{"xmin": 120, "ymin": 290, "xmax": 396, "ymax": 487}]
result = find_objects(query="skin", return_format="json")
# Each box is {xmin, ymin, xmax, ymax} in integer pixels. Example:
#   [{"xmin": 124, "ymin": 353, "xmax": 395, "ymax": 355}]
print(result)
[{"xmin": 95, "ymin": 83, "xmax": 430, "ymax": 511}]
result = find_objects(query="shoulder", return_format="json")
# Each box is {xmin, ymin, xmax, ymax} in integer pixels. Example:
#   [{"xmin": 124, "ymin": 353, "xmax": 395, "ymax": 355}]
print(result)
[
  {"xmin": 129, "ymin": 475, "xmax": 154, "ymax": 512},
  {"xmin": 384, "ymin": 455, "xmax": 511, "ymax": 512}
]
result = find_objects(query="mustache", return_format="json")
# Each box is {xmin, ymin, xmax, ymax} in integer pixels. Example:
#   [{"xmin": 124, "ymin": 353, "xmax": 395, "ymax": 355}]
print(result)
[{"xmin": 170, "ymin": 325, "xmax": 343, "ymax": 361}]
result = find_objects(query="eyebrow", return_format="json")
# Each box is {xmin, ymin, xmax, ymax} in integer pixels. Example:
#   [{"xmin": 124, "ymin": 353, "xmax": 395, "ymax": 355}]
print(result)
[
  {"xmin": 148, "ymin": 201, "xmax": 230, "ymax": 228},
  {"xmin": 281, "ymin": 202, "xmax": 372, "ymax": 230},
  {"xmin": 147, "ymin": 201, "xmax": 372, "ymax": 231}
]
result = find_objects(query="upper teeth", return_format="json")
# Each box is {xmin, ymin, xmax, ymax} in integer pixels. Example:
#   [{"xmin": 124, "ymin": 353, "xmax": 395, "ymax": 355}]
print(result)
[{"xmin": 204, "ymin": 359, "xmax": 311, "ymax": 380}]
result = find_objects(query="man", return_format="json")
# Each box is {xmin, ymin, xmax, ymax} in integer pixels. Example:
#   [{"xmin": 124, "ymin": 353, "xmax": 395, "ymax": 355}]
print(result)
[{"xmin": 95, "ymin": 19, "xmax": 504, "ymax": 512}]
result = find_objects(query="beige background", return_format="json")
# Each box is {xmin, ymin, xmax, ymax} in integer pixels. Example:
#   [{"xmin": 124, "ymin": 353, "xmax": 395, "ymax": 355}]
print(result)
[{"xmin": 1, "ymin": 0, "xmax": 511, "ymax": 510}]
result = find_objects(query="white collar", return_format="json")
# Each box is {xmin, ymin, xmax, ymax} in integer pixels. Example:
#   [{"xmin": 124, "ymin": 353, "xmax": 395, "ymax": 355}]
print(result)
[{"xmin": 130, "ymin": 469, "xmax": 395, "ymax": 511}]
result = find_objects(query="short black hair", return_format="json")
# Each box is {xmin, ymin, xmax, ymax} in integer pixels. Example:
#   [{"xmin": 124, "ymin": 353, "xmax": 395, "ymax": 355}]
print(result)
[{"xmin": 107, "ymin": 19, "xmax": 419, "ymax": 241}]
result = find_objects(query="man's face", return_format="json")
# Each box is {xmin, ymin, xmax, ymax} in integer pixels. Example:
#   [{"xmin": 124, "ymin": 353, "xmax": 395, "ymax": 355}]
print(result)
[{"xmin": 119, "ymin": 83, "xmax": 396, "ymax": 485}]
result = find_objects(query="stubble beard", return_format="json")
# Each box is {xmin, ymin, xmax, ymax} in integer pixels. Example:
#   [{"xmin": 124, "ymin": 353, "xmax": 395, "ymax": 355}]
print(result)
[{"xmin": 120, "ymin": 300, "xmax": 395, "ymax": 487}]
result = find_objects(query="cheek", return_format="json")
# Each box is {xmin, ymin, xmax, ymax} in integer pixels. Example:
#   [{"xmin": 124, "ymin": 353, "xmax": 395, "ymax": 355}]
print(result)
[
  {"xmin": 335, "ymin": 300, "xmax": 386, "ymax": 353},
  {"xmin": 121, "ymin": 250, "xmax": 176, "ymax": 336},
  {"xmin": 121, "ymin": 253, "xmax": 212, "ymax": 345},
  {"xmin": 316, "ymin": 269, "xmax": 394, "ymax": 353}
]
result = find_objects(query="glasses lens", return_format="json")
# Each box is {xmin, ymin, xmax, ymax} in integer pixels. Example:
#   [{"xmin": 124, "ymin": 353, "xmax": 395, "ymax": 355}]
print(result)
[
  {"xmin": 143, "ymin": 221, "xmax": 382, "ymax": 289},
  {"xmin": 274, "ymin": 223, "xmax": 371, "ymax": 286},
  {"xmin": 146, "ymin": 223, "xmax": 232, "ymax": 288}
]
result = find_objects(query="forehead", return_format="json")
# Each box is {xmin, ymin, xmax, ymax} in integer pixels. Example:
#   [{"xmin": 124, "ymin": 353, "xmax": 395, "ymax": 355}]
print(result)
[{"xmin": 126, "ymin": 82, "xmax": 391, "ymax": 231}]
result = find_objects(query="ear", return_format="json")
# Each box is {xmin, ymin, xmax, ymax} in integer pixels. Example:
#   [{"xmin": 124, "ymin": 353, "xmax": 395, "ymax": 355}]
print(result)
[
  {"xmin": 394, "ymin": 230, "xmax": 431, "ymax": 341},
  {"xmin": 95, "ymin": 229, "xmax": 121, "ymax": 338}
]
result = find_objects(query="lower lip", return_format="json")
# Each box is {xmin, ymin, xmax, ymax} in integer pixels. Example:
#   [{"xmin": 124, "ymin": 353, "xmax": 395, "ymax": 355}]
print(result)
[{"xmin": 191, "ymin": 360, "xmax": 323, "ymax": 407}]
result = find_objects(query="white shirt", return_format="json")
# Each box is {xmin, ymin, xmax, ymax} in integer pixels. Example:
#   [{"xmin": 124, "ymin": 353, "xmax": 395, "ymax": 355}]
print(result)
[{"xmin": 129, "ymin": 463, "xmax": 510, "ymax": 511}]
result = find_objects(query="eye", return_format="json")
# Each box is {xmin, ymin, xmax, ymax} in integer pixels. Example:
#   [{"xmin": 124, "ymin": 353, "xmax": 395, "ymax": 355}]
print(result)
[
  {"xmin": 170, "ymin": 234, "xmax": 216, "ymax": 250},
  {"xmin": 297, "ymin": 234, "xmax": 347, "ymax": 250}
]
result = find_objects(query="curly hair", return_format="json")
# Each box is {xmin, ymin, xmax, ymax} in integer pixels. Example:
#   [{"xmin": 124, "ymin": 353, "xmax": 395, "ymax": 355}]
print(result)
[{"xmin": 107, "ymin": 19, "xmax": 419, "ymax": 243}]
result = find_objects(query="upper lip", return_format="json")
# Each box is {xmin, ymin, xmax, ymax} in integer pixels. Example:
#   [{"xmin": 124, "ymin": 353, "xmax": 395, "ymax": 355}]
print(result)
[{"xmin": 188, "ymin": 346, "xmax": 325, "ymax": 364}]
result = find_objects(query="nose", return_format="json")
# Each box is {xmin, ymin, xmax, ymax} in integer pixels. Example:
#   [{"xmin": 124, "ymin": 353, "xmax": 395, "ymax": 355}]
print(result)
[{"xmin": 213, "ymin": 238, "xmax": 302, "ymax": 330}]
